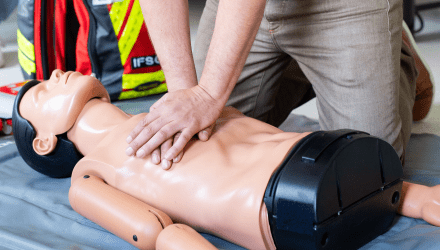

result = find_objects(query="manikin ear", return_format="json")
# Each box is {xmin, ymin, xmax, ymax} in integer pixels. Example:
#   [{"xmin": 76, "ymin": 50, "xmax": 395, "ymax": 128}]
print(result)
[{"xmin": 33, "ymin": 134, "xmax": 58, "ymax": 155}]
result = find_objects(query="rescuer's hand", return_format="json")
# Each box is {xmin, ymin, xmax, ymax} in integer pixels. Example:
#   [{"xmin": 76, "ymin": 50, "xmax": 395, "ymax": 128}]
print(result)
[{"xmin": 125, "ymin": 85, "xmax": 221, "ymax": 169}]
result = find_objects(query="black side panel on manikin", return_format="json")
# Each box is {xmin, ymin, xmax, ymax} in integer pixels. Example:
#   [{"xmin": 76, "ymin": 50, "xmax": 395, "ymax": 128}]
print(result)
[{"xmin": 264, "ymin": 129, "xmax": 403, "ymax": 250}]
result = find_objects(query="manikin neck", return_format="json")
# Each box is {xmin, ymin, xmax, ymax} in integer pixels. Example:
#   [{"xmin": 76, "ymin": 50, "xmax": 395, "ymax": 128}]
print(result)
[{"xmin": 67, "ymin": 98, "xmax": 131, "ymax": 156}]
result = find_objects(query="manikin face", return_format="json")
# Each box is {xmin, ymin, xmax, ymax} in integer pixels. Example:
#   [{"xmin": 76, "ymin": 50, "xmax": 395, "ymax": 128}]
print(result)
[{"xmin": 19, "ymin": 70, "xmax": 110, "ymax": 155}]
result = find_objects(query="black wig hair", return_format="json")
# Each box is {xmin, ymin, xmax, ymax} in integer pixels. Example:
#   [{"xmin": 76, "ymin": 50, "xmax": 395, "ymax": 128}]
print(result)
[{"xmin": 12, "ymin": 80, "xmax": 83, "ymax": 178}]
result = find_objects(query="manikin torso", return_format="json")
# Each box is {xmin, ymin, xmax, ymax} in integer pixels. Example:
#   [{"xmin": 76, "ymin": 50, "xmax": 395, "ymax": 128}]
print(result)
[{"xmin": 69, "ymin": 102, "xmax": 309, "ymax": 249}]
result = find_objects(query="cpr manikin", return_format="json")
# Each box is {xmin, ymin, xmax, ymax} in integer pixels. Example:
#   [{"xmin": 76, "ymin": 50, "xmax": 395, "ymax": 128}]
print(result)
[{"xmin": 12, "ymin": 70, "xmax": 440, "ymax": 250}]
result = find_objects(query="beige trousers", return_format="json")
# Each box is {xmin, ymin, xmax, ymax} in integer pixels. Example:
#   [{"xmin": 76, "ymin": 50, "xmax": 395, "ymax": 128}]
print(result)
[{"xmin": 194, "ymin": 0, "xmax": 417, "ymax": 158}]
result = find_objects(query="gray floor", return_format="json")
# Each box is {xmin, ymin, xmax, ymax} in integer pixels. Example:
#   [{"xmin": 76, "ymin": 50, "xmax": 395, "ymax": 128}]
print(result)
[{"xmin": 1, "ymin": 2, "xmax": 439, "ymax": 134}]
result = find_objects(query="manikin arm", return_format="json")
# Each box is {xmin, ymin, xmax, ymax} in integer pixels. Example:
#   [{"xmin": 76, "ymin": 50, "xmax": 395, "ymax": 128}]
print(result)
[
  {"xmin": 399, "ymin": 181, "xmax": 440, "ymax": 226},
  {"xmin": 156, "ymin": 224, "xmax": 218, "ymax": 250},
  {"xmin": 69, "ymin": 175, "xmax": 170, "ymax": 249},
  {"xmin": 69, "ymin": 175, "xmax": 217, "ymax": 249}
]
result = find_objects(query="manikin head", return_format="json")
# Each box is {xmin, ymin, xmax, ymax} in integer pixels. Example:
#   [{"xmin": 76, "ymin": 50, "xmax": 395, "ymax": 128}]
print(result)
[{"xmin": 12, "ymin": 70, "xmax": 110, "ymax": 178}]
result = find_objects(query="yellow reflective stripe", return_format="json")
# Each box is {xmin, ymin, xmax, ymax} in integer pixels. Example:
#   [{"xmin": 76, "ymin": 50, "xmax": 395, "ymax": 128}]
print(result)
[
  {"xmin": 119, "ymin": 83, "xmax": 167, "ymax": 100},
  {"xmin": 122, "ymin": 70, "xmax": 165, "ymax": 89},
  {"xmin": 17, "ymin": 29, "xmax": 35, "ymax": 61},
  {"xmin": 18, "ymin": 50, "xmax": 36, "ymax": 75},
  {"xmin": 118, "ymin": 0, "xmax": 143, "ymax": 65},
  {"xmin": 109, "ymin": 0, "xmax": 130, "ymax": 37},
  {"xmin": 118, "ymin": 70, "xmax": 167, "ymax": 100}
]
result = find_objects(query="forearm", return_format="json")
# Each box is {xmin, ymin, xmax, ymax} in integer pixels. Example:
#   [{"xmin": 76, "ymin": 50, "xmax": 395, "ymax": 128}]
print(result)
[
  {"xmin": 69, "ymin": 175, "xmax": 173, "ymax": 249},
  {"xmin": 199, "ymin": 0, "xmax": 266, "ymax": 105},
  {"xmin": 139, "ymin": 0, "xmax": 197, "ymax": 91}
]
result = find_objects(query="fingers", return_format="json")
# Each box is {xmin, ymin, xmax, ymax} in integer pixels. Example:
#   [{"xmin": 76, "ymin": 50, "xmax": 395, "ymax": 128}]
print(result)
[
  {"xmin": 172, "ymin": 133, "xmax": 184, "ymax": 163},
  {"xmin": 128, "ymin": 120, "xmax": 177, "ymax": 158},
  {"xmin": 127, "ymin": 118, "xmax": 209, "ymax": 169},
  {"xmin": 126, "ymin": 112, "xmax": 159, "ymax": 145},
  {"xmin": 173, "ymin": 151, "xmax": 184, "ymax": 164},
  {"xmin": 198, "ymin": 124, "xmax": 215, "ymax": 141},
  {"xmin": 150, "ymin": 133, "xmax": 184, "ymax": 170},
  {"xmin": 163, "ymin": 129, "xmax": 195, "ymax": 162},
  {"xmin": 151, "ymin": 148, "xmax": 161, "ymax": 164},
  {"xmin": 159, "ymin": 133, "xmax": 186, "ymax": 169},
  {"xmin": 160, "ymin": 138, "xmax": 173, "ymax": 170},
  {"xmin": 161, "ymin": 127, "xmax": 209, "ymax": 166},
  {"xmin": 126, "ymin": 117, "xmax": 187, "ymax": 170},
  {"xmin": 150, "ymin": 136, "xmax": 182, "ymax": 170}
]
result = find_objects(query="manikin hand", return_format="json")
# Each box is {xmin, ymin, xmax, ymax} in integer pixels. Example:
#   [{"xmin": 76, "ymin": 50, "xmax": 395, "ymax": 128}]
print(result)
[
  {"xmin": 125, "ymin": 85, "xmax": 222, "ymax": 169},
  {"xmin": 399, "ymin": 182, "xmax": 440, "ymax": 227}
]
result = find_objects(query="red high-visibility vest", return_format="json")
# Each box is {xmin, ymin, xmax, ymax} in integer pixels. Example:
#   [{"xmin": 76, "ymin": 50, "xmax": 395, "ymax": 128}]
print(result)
[{"xmin": 17, "ymin": 0, "xmax": 167, "ymax": 101}]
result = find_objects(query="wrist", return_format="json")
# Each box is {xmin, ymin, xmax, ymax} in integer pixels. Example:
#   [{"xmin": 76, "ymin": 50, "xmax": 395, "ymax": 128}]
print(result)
[
  {"xmin": 399, "ymin": 182, "xmax": 430, "ymax": 219},
  {"xmin": 191, "ymin": 85, "xmax": 225, "ymax": 112},
  {"xmin": 166, "ymin": 78, "xmax": 198, "ymax": 92},
  {"xmin": 197, "ymin": 75, "xmax": 234, "ymax": 107}
]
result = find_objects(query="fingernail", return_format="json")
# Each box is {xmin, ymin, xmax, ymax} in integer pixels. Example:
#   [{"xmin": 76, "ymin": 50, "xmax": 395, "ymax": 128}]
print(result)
[
  {"xmin": 200, "ymin": 130, "xmax": 209, "ymax": 140},
  {"xmin": 136, "ymin": 149, "xmax": 146, "ymax": 158},
  {"xmin": 153, "ymin": 154, "xmax": 160, "ymax": 164},
  {"xmin": 126, "ymin": 147, "xmax": 134, "ymax": 156},
  {"xmin": 162, "ymin": 160, "xmax": 171, "ymax": 170},
  {"xmin": 126, "ymin": 136, "xmax": 133, "ymax": 143},
  {"xmin": 173, "ymin": 157, "xmax": 179, "ymax": 163}
]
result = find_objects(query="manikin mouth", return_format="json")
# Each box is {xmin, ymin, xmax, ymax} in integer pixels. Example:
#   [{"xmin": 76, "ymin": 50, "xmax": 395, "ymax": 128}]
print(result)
[
  {"xmin": 87, "ymin": 97, "xmax": 101, "ymax": 103},
  {"xmin": 64, "ymin": 71, "xmax": 75, "ymax": 85}
]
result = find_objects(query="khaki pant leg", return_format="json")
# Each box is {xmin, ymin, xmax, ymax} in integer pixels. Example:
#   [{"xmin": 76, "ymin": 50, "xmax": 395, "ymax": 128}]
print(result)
[{"xmin": 269, "ymin": 0, "xmax": 415, "ymax": 157}]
